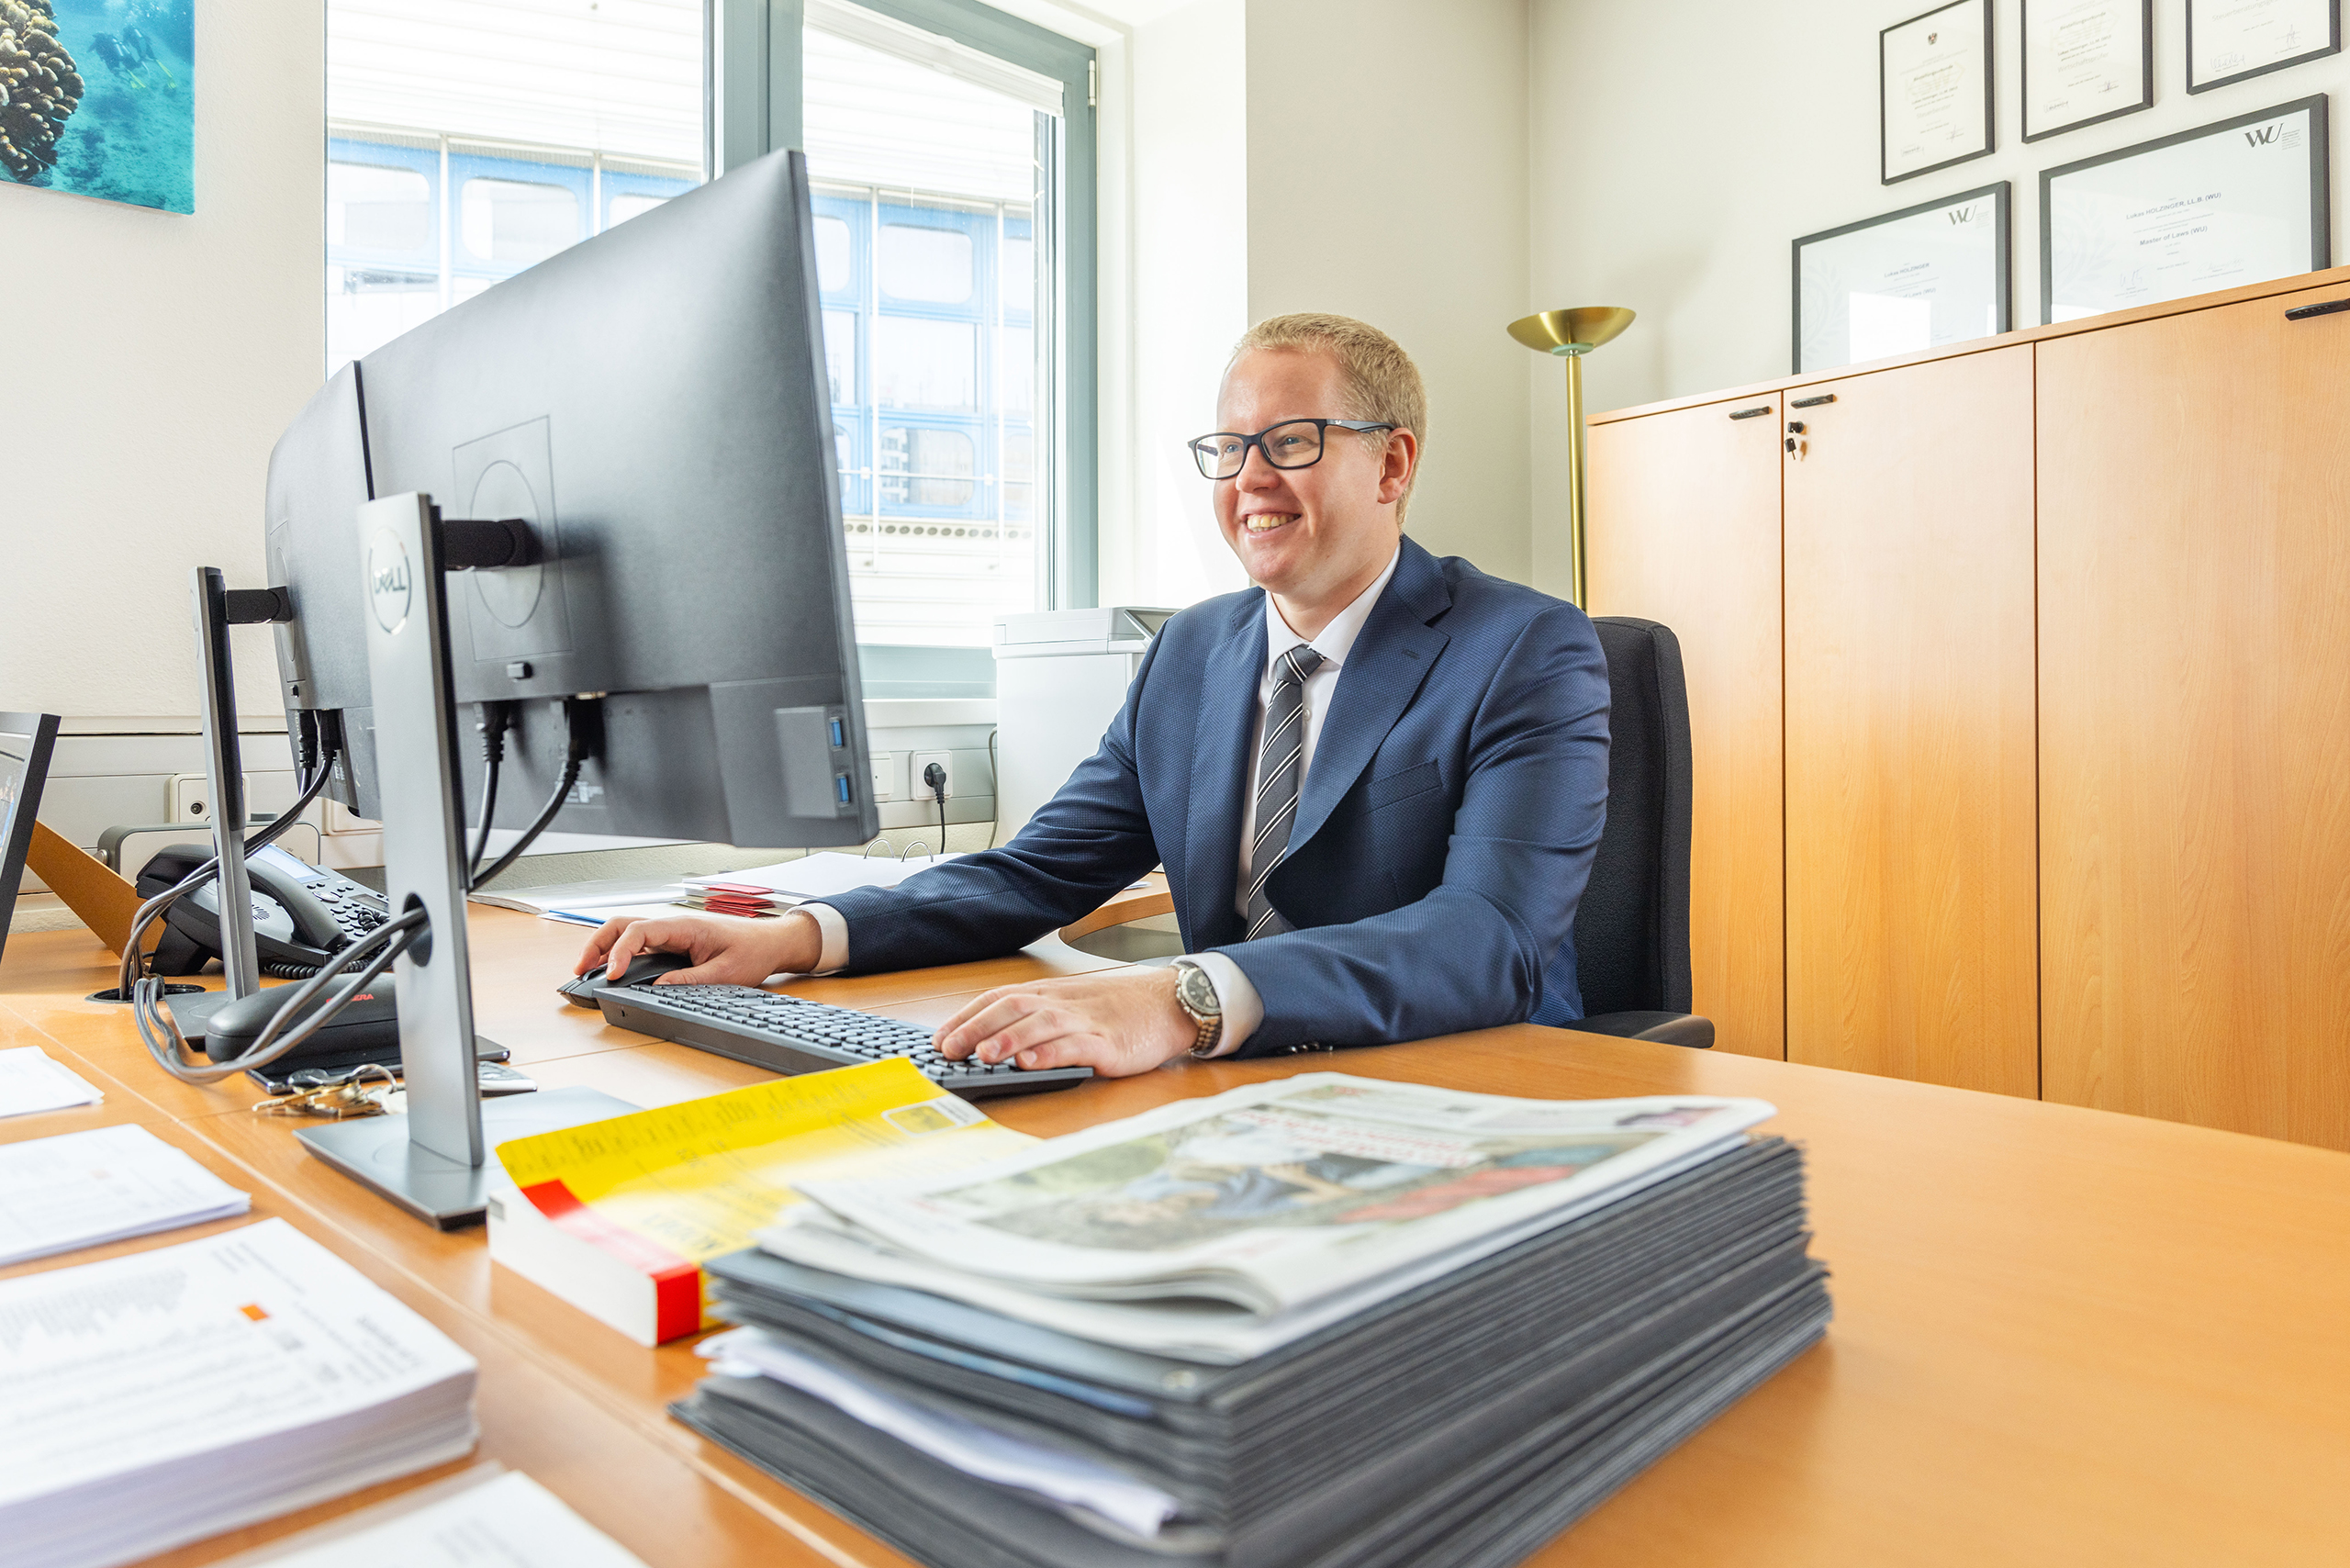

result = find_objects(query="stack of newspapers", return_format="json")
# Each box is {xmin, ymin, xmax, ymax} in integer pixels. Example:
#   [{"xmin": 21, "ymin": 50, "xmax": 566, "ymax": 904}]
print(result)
[{"xmin": 673, "ymin": 1074, "xmax": 1831, "ymax": 1568}]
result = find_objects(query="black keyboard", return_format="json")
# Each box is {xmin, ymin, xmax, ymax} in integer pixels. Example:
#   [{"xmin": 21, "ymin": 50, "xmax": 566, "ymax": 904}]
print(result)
[{"xmin": 594, "ymin": 982, "xmax": 1093, "ymax": 1098}]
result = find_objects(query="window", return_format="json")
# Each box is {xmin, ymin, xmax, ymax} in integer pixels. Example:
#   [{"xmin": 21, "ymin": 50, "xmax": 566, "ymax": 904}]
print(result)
[
  {"xmin": 325, "ymin": 0, "xmax": 1096, "ymax": 689},
  {"xmin": 324, "ymin": 1, "xmax": 705, "ymax": 374},
  {"xmin": 803, "ymin": 0, "xmax": 1094, "ymax": 661}
]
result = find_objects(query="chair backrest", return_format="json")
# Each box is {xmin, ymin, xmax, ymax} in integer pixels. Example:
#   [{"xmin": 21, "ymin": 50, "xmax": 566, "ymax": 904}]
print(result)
[{"xmin": 1572, "ymin": 618, "xmax": 1694, "ymax": 1016}]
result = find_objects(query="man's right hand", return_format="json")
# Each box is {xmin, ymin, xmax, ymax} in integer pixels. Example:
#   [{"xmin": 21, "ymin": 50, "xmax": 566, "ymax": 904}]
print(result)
[{"xmin": 575, "ymin": 908, "xmax": 824, "ymax": 986}]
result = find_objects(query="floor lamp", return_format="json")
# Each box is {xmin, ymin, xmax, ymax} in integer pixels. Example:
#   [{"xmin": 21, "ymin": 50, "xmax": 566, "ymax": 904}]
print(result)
[{"xmin": 1508, "ymin": 307, "xmax": 1635, "ymax": 609}]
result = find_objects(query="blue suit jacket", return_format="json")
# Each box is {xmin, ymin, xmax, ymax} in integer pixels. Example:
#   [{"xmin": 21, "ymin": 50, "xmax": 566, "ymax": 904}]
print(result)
[{"xmin": 823, "ymin": 535, "xmax": 1613, "ymax": 1054}]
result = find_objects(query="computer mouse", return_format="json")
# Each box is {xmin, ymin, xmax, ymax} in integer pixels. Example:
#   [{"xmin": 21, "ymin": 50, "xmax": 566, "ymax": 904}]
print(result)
[{"xmin": 556, "ymin": 949, "xmax": 694, "ymax": 1008}]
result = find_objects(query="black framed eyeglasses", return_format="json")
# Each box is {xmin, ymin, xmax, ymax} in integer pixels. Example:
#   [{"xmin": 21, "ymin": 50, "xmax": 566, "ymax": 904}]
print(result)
[{"xmin": 1188, "ymin": 419, "xmax": 1397, "ymax": 480}]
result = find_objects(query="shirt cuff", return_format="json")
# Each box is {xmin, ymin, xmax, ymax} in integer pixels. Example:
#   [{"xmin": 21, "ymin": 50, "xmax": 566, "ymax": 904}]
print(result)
[
  {"xmin": 799, "ymin": 902, "xmax": 850, "ymax": 976},
  {"xmin": 1183, "ymin": 950, "xmax": 1263, "ymax": 1058}
]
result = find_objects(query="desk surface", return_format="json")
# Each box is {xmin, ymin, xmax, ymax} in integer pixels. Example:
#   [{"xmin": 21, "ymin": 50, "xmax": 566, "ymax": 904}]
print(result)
[{"xmin": 3, "ymin": 912, "xmax": 2347, "ymax": 1567}]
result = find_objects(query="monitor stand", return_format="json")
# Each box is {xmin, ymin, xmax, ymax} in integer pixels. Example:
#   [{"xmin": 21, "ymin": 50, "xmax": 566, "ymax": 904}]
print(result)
[
  {"xmin": 295, "ymin": 492, "xmax": 631, "ymax": 1227},
  {"xmin": 154, "ymin": 567, "xmax": 267, "ymax": 1044},
  {"xmin": 150, "ymin": 570, "xmax": 506, "ymax": 1073}
]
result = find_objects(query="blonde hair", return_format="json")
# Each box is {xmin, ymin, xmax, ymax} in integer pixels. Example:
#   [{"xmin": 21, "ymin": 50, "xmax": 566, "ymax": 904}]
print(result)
[{"xmin": 1230, "ymin": 313, "xmax": 1426, "ymax": 522}]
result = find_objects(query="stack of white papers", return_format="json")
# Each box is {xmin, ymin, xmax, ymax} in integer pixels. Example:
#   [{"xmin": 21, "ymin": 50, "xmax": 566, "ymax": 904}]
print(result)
[
  {"xmin": 0, "ymin": 1219, "xmax": 479, "ymax": 1568},
  {"xmin": 0, "ymin": 1047, "xmax": 104, "ymax": 1118},
  {"xmin": 213, "ymin": 1467, "xmax": 647, "ymax": 1568},
  {"xmin": 0, "ymin": 1125, "xmax": 251, "ymax": 1266},
  {"xmin": 464, "ymin": 878, "xmax": 691, "ymax": 930},
  {"xmin": 683, "ymin": 851, "xmax": 964, "ymax": 902}
]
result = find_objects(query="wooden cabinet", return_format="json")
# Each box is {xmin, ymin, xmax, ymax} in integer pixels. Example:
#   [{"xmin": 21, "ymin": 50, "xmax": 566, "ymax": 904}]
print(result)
[
  {"xmin": 1586, "ymin": 396, "xmax": 1785, "ymax": 1060},
  {"xmin": 2037, "ymin": 283, "xmax": 2350, "ymax": 1148},
  {"xmin": 1586, "ymin": 266, "xmax": 2350, "ymax": 1148},
  {"xmin": 1782, "ymin": 347, "xmax": 2040, "ymax": 1096}
]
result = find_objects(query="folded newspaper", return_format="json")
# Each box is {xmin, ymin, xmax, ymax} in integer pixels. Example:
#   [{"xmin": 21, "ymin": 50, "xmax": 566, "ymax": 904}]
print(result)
[{"xmin": 765, "ymin": 1075, "xmax": 1774, "ymax": 1361}]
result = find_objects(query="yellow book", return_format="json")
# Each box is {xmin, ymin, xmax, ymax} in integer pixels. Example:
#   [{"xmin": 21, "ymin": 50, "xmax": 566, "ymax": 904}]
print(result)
[{"xmin": 487, "ymin": 1058, "xmax": 1031, "ymax": 1344}]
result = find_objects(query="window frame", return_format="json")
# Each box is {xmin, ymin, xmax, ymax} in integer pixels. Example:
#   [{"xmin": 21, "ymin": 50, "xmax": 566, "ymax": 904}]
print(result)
[{"xmin": 713, "ymin": 0, "xmax": 1098, "ymax": 696}]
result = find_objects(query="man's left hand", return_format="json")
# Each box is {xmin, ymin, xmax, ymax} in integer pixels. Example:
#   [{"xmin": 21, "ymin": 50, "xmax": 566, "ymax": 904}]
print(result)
[{"xmin": 933, "ymin": 967, "xmax": 1198, "ymax": 1078}]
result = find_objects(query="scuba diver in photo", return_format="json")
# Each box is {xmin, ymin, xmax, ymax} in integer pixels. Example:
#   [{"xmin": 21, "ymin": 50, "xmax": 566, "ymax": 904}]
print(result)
[
  {"xmin": 89, "ymin": 33, "xmax": 145, "ymax": 88},
  {"xmin": 120, "ymin": 23, "xmax": 173, "ymax": 86}
]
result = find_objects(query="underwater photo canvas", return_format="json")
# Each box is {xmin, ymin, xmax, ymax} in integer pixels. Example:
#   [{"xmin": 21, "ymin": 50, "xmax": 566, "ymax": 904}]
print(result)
[{"xmin": 1, "ymin": 0, "xmax": 191, "ymax": 214}]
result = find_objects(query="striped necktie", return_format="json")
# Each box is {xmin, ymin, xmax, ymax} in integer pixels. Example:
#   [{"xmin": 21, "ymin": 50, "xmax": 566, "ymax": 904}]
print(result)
[{"xmin": 1244, "ymin": 645, "xmax": 1325, "ymax": 939}]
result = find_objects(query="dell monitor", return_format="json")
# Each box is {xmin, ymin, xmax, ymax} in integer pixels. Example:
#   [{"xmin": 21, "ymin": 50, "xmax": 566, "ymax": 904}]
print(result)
[
  {"xmin": 265, "ymin": 146, "xmax": 876, "ymax": 853},
  {"xmin": 264, "ymin": 364, "xmax": 379, "ymax": 815},
  {"xmin": 261, "ymin": 147, "xmax": 878, "ymax": 1222}
]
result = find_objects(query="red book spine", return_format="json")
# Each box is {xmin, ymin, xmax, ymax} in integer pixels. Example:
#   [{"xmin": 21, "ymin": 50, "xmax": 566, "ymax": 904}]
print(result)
[{"xmin": 520, "ymin": 1177, "xmax": 702, "ymax": 1341}]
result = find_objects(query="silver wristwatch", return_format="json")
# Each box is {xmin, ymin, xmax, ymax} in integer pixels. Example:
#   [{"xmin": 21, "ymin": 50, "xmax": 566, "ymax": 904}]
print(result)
[{"xmin": 1170, "ymin": 959, "xmax": 1225, "ymax": 1058}]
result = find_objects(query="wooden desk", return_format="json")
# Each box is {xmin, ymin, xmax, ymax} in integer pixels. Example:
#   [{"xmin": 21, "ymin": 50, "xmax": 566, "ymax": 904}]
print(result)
[{"xmin": 4, "ymin": 913, "xmax": 2348, "ymax": 1567}]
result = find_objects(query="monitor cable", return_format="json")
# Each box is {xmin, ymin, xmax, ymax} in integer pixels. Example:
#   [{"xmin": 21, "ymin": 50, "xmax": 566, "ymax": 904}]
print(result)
[
  {"xmin": 133, "ymin": 697, "xmax": 599, "ymax": 1085},
  {"xmin": 467, "ymin": 700, "xmax": 517, "ymax": 884},
  {"xmin": 469, "ymin": 696, "xmax": 593, "ymax": 892},
  {"xmin": 137, "ymin": 906, "xmax": 428, "ymax": 1085},
  {"xmin": 113, "ymin": 720, "xmax": 337, "ymax": 1014}
]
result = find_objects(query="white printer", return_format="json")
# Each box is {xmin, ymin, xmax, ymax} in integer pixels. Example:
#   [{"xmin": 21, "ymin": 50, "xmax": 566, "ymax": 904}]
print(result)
[{"xmin": 990, "ymin": 607, "xmax": 1174, "ymax": 843}]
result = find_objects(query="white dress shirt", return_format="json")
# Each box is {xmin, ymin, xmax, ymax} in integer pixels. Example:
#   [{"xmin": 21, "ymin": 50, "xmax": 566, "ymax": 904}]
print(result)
[
  {"xmin": 801, "ymin": 546, "xmax": 1404, "ymax": 1058},
  {"xmin": 1183, "ymin": 545, "xmax": 1400, "ymax": 1055}
]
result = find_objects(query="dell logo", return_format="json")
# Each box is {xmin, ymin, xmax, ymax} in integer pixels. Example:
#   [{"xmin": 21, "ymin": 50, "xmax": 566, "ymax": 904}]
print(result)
[{"xmin": 366, "ymin": 532, "xmax": 413, "ymax": 634}]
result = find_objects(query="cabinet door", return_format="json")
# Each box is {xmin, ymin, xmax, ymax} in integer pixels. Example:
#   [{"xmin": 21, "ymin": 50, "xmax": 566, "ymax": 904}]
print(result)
[
  {"xmin": 1587, "ymin": 397, "xmax": 1784, "ymax": 1059},
  {"xmin": 1783, "ymin": 346, "xmax": 2039, "ymax": 1095},
  {"xmin": 2038, "ymin": 284, "xmax": 2350, "ymax": 1150}
]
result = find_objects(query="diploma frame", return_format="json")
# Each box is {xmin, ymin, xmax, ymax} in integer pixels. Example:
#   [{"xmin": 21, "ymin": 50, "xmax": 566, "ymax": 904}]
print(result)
[
  {"xmin": 1792, "ymin": 183, "xmax": 2012, "ymax": 375},
  {"xmin": 2022, "ymin": 0, "xmax": 2154, "ymax": 142},
  {"xmin": 2038, "ymin": 95, "xmax": 2331, "ymax": 323},
  {"xmin": 2187, "ymin": 0, "xmax": 2340, "ymax": 94},
  {"xmin": 1882, "ymin": 0, "xmax": 1997, "ymax": 185}
]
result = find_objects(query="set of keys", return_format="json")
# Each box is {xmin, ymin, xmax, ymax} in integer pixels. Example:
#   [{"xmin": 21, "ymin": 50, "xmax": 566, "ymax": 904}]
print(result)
[
  {"xmin": 252, "ymin": 1063, "xmax": 404, "ymax": 1119},
  {"xmin": 250, "ymin": 1058, "xmax": 537, "ymax": 1117}
]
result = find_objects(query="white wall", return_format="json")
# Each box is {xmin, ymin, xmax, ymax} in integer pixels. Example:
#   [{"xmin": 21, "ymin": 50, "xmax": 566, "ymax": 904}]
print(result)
[
  {"xmin": 1528, "ymin": 0, "xmax": 2350, "ymax": 593},
  {"xmin": 1079, "ymin": 0, "xmax": 1537, "ymax": 608},
  {"xmin": 1106, "ymin": 0, "xmax": 1254, "ymax": 610},
  {"xmin": 1246, "ymin": 0, "xmax": 1532, "ymax": 583},
  {"xmin": 0, "ymin": 0, "xmax": 325, "ymax": 720}
]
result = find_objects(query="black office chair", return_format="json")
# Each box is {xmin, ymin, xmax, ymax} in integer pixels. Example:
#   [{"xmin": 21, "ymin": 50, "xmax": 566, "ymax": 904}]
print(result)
[{"xmin": 1561, "ymin": 617, "xmax": 1714, "ymax": 1048}]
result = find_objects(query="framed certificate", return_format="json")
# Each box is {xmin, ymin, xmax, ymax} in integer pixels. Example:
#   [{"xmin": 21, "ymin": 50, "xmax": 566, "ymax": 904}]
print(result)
[
  {"xmin": 1794, "ymin": 185, "xmax": 2011, "ymax": 374},
  {"xmin": 2023, "ymin": 0, "xmax": 2154, "ymax": 141},
  {"xmin": 1883, "ymin": 0, "xmax": 1995, "ymax": 185},
  {"xmin": 2188, "ymin": 0, "xmax": 2339, "ymax": 93},
  {"xmin": 2041, "ymin": 95, "xmax": 2329, "ymax": 322}
]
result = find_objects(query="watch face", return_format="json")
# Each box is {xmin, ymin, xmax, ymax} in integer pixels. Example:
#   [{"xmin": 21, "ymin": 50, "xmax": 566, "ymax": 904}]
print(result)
[{"xmin": 1177, "ymin": 963, "xmax": 1220, "ymax": 1017}]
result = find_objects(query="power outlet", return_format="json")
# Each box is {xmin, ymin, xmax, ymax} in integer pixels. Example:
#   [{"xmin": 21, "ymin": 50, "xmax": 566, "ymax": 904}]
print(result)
[
  {"xmin": 911, "ymin": 750, "xmax": 955, "ymax": 801},
  {"xmin": 869, "ymin": 752, "xmax": 898, "ymax": 801}
]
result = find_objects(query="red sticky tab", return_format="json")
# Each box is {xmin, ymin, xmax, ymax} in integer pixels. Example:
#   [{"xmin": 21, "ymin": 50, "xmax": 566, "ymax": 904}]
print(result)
[{"xmin": 519, "ymin": 1179, "xmax": 704, "ymax": 1341}]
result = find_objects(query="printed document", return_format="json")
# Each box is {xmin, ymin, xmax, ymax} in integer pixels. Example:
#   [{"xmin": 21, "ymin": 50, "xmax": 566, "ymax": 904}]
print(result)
[
  {"xmin": 0, "ymin": 1123, "xmax": 249, "ymax": 1266},
  {"xmin": 684, "ymin": 851, "xmax": 963, "ymax": 902},
  {"xmin": 0, "ymin": 1218, "xmax": 478, "ymax": 1568},
  {"xmin": 0, "ymin": 1047, "xmax": 103, "ymax": 1118},
  {"xmin": 212, "ymin": 1467, "xmax": 647, "ymax": 1568}
]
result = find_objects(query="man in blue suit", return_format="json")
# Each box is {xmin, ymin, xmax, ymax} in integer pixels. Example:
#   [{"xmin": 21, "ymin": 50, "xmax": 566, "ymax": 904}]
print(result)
[{"xmin": 579, "ymin": 314, "xmax": 1612, "ymax": 1076}]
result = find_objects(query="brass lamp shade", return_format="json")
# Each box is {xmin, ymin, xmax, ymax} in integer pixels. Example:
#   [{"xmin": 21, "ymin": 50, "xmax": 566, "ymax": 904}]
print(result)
[
  {"xmin": 1506, "ymin": 307, "xmax": 1636, "ymax": 357},
  {"xmin": 1510, "ymin": 305, "xmax": 1636, "ymax": 608}
]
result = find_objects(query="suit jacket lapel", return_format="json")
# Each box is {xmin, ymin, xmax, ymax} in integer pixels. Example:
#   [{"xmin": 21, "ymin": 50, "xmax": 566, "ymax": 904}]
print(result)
[
  {"xmin": 1286, "ymin": 538, "xmax": 1452, "ymax": 856},
  {"xmin": 1181, "ymin": 591, "xmax": 1266, "ymax": 946}
]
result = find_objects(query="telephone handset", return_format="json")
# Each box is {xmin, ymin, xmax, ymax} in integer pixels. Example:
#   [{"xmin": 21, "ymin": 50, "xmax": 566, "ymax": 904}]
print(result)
[{"xmin": 135, "ymin": 841, "xmax": 393, "ymax": 977}]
